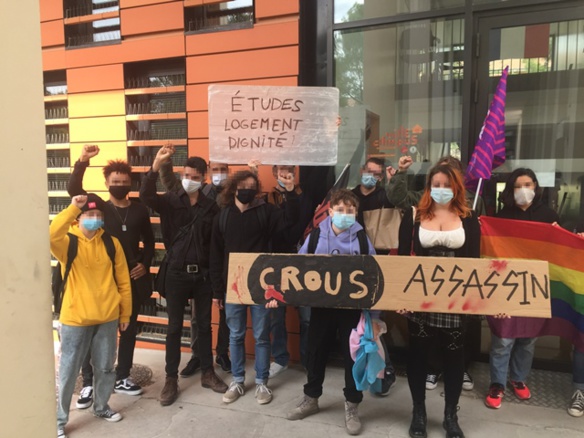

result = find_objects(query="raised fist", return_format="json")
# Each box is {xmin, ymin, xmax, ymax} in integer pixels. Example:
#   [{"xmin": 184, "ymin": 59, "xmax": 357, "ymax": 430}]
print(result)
[{"xmin": 80, "ymin": 144, "xmax": 100, "ymax": 162}]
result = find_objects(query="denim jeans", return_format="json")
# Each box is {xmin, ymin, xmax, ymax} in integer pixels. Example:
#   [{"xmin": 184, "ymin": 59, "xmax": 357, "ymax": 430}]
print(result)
[
  {"xmin": 57, "ymin": 320, "xmax": 118, "ymax": 428},
  {"xmin": 226, "ymin": 303, "xmax": 271, "ymax": 384},
  {"xmin": 573, "ymin": 347, "xmax": 584, "ymax": 390},
  {"xmin": 489, "ymin": 335, "xmax": 537, "ymax": 385},
  {"xmin": 81, "ymin": 279, "xmax": 147, "ymax": 385},
  {"xmin": 270, "ymin": 306, "xmax": 311, "ymax": 368}
]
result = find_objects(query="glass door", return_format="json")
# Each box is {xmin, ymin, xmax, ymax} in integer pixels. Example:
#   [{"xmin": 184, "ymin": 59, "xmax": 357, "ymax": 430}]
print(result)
[{"xmin": 474, "ymin": 5, "xmax": 584, "ymax": 368}]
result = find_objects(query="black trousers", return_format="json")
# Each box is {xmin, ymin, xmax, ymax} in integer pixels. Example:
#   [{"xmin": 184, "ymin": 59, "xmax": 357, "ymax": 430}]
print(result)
[
  {"xmin": 164, "ymin": 268, "xmax": 213, "ymax": 378},
  {"xmin": 82, "ymin": 278, "xmax": 148, "ymax": 385},
  {"xmin": 407, "ymin": 319, "xmax": 465, "ymax": 407},
  {"xmin": 189, "ymin": 300, "xmax": 229, "ymax": 357},
  {"xmin": 304, "ymin": 308, "xmax": 362, "ymax": 404}
]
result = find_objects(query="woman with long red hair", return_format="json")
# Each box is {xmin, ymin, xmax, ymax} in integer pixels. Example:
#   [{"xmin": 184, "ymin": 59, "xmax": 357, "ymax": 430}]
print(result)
[{"xmin": 398, "ymin": 163, "xmax": 480, "ymax": 438}]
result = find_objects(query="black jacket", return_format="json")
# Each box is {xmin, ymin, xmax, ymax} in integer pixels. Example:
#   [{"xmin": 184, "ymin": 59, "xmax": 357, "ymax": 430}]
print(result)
[
  {"xmin": 67, "ymin": 160, "xmax": 155, "ymax": 270},
  {"xmin": 210, "ymin": 193, "xmax": 299, "ymax": 299},
  {"xmin": 398, "ymin": 207, "xmax": 480, "ymax": 258},
  {"xmin": 496, "ymin": 200, "xmax": 559, "ymax": 225},
  {"xmin": 140, "ymin": 169, "xmax": 219, "ymax": 269}
]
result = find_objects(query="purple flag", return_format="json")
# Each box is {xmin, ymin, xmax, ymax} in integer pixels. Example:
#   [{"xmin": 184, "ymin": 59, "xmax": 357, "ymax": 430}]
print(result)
[{"xmin": 465, "ymin": 66, "xmax": 508, "ymax": 192}]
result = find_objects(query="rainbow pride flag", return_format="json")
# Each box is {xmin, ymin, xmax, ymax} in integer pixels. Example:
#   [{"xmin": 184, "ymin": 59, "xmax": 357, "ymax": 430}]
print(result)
[{"xmin": 481, "ymin": 216, "xmax": 584, "ymax": 350}]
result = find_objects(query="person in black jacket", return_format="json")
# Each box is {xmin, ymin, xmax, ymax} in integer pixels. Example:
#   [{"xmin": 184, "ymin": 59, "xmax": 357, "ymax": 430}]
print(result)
[
  {"xmin": 158, "ymin": 146, "xmax": 232, "ymax": 377},
  {"xmin": 140, "ymin": 145, "xmax": 227, "ymax": 407},
  {"xmin": 210, "ymin": 169, "xmax": 299, "ymax": 406},
  {"xmin": 67, "ymin": 144, "xmax": 155, "ymax": 404},
  {"xmin": 398, "ymin": 164, "xmax": 480, "ymax": 438}
]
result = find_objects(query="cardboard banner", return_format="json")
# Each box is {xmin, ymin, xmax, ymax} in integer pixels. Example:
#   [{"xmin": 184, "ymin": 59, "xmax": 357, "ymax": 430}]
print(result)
[
  {"xmin": 226, "ymin": 254, "xmax": 551, "ymax": 318},
  {"xmin": 208, "ymin": 85, "xmax": 339, "ymax": 165}
]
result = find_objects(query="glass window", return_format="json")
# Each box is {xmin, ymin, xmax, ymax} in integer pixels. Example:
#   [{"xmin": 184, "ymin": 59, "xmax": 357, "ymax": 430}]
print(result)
[
  {"xmin": 185, "ymin": 0, "xmax": 254, "ymax": 33},
  {"xmin": 65, "ymin": 17, "xmax": 121, "ymax": 47},
  {"xmin": 64, "ymin": 0, "xmax": 119, "ymax": 19},
  {"xmin": 485, "ymin": 19, "xmax": 584, "ymax": 227},
  {"xmin": 335, "ymin": 17, "xmax": 465, "ymax": 186},
  {"xmin": 334, "ymin": 0, "xmax": 464, "ymax": 24}
]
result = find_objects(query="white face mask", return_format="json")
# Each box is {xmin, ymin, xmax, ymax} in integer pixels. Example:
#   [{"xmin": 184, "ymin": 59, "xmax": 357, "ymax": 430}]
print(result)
[
  {"xmin": 514, "ymin": 187, "xmax": 535, "ymax": 206},
  {"xmin": 212, "ymin": 173, "xmax": 228, "ymax": 186},
  {"xmin": 182, "ymin": 178, "xmax": 201, "ymax": 194}
]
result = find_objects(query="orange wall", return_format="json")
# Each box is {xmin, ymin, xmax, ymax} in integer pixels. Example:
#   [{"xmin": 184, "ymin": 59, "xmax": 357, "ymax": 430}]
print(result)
[
  {"xmin": 39, "ymin": 0, "xmax": 63, "ymax": 22},
  {"xmin": 68, "ymin": 64, "xmax": 125, "ymax": 93},
  {"xmin": 40, "ymin": 20, "xmax": 64, "ymax": 48},
  {"xmin": 42, "ymin": 0, "xmax": 302, "ymax": 360},
  {"xmin": 121, "ymin": 2, "xmax": 184, "ymax": 36}
]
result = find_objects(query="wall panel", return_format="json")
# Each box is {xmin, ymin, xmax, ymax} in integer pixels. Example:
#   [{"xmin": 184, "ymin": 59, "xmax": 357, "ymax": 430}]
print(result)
[
  {"xmin": 70, "ymin": 116, "xmax": 127, "ymax": 142},
  {"xmin": 187, "ymin": 46, "xmax": 298, "ymax": 84},
  {"xmin": 68, "ymin": 64, "xmax": 124, "ymax": 93},
  {"xmin": 68, "ymin": 91, "xmax": 126, "ymax": 118},
  {"xmin": 121, "ymin": 2, "xmax": 184, "ymax": 36}
]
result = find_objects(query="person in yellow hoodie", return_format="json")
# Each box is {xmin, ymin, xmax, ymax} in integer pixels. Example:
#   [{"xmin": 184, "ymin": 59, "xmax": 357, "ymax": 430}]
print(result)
[{"xmin": 50, "ymin": 194, "xmax": 132, "ymax": 438}]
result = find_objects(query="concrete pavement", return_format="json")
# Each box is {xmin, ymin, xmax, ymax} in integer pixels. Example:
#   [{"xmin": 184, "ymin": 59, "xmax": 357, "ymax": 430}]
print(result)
[{"xmin": 61, "ymin": 348, "xmax": 584, "ymax": 438}]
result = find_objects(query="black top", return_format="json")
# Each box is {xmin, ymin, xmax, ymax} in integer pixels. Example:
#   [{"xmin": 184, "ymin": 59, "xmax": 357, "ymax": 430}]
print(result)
[
  {"xmin": 67, "ymin": 160, "xmax": 155, "ymax": 270},
  {"xmin": 496, "ymin": 200, "xmax": 560, "ymax": 225},
  {"xmin": 210, "ymin": 193, "xmax": 299, "ymax": 299},
  {"xmin": 351, "ymin": 185, "xmax": 394, "ymax": 227},
  {"xmin": 398, "ymin": 207, "xmax": 481, "ymax": 258},
  {"xmin": 140, "ymin": 169, "xmax": 219, "ymax": 269}
]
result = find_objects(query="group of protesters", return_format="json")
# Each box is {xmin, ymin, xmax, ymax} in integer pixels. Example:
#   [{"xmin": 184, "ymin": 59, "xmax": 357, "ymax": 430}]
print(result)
[{"xmin": 50, "ymin": 143, "xmax": 584, "ymax": 438}]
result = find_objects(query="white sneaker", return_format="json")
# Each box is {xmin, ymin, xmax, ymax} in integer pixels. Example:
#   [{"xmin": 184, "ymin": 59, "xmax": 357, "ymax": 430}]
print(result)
[
  {"xmin": 222, "ymin": 381, "xmax": 245, "ymax": 404},
  {"xmin": 462, "ymin": 372, "xmax": 474, "ymax": 391},
  {"xmin": 57, "ymin": 427, "xmax": 67, "ymax": 438},
  {"xmin": 255, "ymin": 383, "xmax": 273, "ymax": 405},
  {"xmin": 269, "ymin": 362, "xmax": 288, "ymax": 378}
]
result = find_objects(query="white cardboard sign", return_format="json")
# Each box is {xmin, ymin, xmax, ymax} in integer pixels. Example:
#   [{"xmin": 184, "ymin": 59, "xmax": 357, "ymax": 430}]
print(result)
[{"xmin": 208, "ymin": 85, "xmax": 339, "ymax": 165}]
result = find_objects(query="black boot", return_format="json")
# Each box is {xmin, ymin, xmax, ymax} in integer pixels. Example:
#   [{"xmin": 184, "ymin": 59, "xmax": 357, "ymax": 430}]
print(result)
[
  {"xmin": 443, "ymin": 404, "xmax": 465, "ymax": 438},
  {"xmin": 409, "ymin": 402, "xmax": 427, "ymax": 438}
]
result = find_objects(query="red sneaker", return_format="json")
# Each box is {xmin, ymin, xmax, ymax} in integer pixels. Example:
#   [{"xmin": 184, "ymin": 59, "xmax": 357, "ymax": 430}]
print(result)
[
  {"xmin": 485, "ymin": 383, "xmax": 505, "ymax": 409},
  {"xmin": 509, "ymin": 380, "xmax": 531, "ymax": 400}
]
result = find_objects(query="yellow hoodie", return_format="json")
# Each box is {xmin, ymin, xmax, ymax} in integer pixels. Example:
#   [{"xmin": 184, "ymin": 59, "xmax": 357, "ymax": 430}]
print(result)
[{"xmin": 50, "ymin": 204, "xmax": 132, "ymax": 326}]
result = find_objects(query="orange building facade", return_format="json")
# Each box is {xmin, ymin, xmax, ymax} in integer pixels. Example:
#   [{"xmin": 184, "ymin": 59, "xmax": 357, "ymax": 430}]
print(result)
[{"xmin": 41, "ymin": 0, "xmax": 304, "ymax": 360}]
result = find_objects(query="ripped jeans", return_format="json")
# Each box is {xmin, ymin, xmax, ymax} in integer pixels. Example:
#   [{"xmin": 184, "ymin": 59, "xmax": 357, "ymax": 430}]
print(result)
[{"xmin": 407, "ymin": 319, "xmax": 465, "ymax": 406}]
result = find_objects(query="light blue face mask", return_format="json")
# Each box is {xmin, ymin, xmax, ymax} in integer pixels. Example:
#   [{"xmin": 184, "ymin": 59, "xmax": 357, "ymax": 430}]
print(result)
[
  {"xmin": 277, "ymin": 179, "xmax": 287, "ymax": 189},
  {"xmin": 332, "ymin": 213, "xmax": 356, "ymax": 230},
  {"xmin": 82, "ymin": 217, "xmax": 104, "ymax": 231},
  {"xmin": 430, "ymin": 187, "xmax": 454, "ymax": 205},
  {"xmin": 361, "ymin": 174, "xmax": 377, "ymax": 189}
]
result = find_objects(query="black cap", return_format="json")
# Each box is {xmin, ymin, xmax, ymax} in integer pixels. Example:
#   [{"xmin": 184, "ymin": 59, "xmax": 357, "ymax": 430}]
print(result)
[{"xmin": 79, "ymin": 193, "xmax": 106, "ymax": 214}]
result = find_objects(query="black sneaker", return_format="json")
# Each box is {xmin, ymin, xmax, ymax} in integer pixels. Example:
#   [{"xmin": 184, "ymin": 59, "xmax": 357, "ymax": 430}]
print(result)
[
  {"xmin": 426, "ymin": 373, "xmax": 439, "ymax": 390},
  {"xmin": 94, "ymin": 409, "xmax": 122, "ymax": 422},
  {"xmin": 462, "ymin": 371, "xmax": 474, "ymax": 391},
  {"xmin": 114, "ymin": 377, "xmax": 143, "ymax": 396},
  {"xmin": 376, "ymin": 370, "xmax": 396, "ymax": 397},
  {"xmin": 76, "ymin": 386, "xmax": 93, "ymax": 409},
  {"xmin": 180, "ymin": 357, "xmax": 201, "ymax": 377},
  {"xmin": 215, "ymin": 354, "xmax": 232, "ymax": 373}
]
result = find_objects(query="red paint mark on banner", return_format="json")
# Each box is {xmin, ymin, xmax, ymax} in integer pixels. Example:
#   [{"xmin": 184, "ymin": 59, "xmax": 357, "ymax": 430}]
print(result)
[{"xmin": 489, "ymin": 260, "xmax": 508, "ymax": 273}]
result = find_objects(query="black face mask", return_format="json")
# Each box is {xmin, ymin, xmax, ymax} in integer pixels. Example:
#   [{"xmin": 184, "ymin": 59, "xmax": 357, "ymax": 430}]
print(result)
[
  {"xmin": 109, "ymin": 185, "xmax": 131, "ymax": 200},
  {"xmin": 236, "ymin": 189, "xmax": 257, "ymax": 204}
]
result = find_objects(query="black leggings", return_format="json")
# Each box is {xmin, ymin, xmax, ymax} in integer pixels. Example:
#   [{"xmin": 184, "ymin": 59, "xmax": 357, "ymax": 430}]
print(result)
[{"xmin": 407, "ymin": 319, "xmax": 465, "ymax": 406}]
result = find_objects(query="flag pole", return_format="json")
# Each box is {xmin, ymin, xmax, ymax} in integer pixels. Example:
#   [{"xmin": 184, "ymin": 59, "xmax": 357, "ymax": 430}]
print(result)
[{"xmin": 472, "ymin": 178, "xmax": 483, "ymax": 211}]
